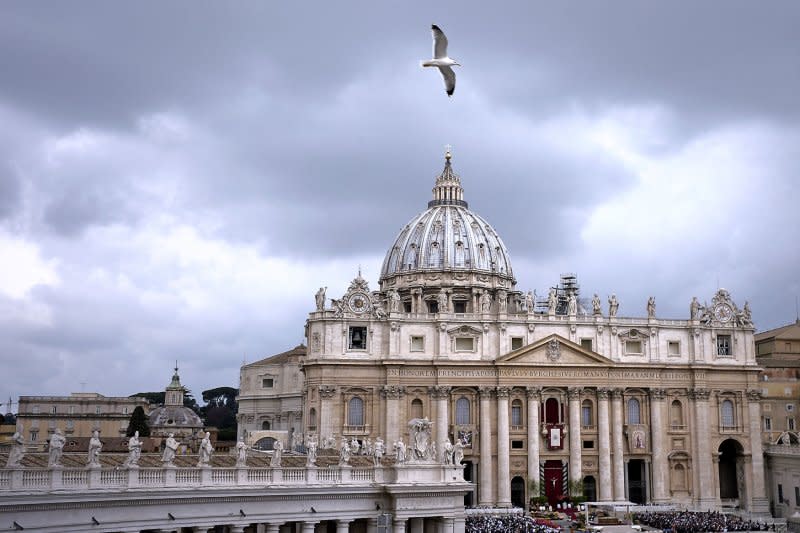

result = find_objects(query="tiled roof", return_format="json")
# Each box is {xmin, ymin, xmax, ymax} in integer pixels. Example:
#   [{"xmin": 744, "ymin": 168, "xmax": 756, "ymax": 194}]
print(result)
[{"xmin": 244, "ymin": 345, "xmax": 306, "ymax": 367}]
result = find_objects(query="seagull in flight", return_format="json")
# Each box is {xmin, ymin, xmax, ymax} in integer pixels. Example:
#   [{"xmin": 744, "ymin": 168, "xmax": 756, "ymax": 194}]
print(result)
[{"xmin": 421, "ymin": 24, "xmax": 460, "ymax": 97}]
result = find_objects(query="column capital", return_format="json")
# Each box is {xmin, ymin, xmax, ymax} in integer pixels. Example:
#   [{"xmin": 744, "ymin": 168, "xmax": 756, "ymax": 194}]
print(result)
[
  {"xmin": 611, "ymin": 388, "xmax": 624, "ymax": 399},
  {"xmin": 496, "ymin": 386, "xmax": 512, "ymax": 399},
  {"xmin": 526, "ymin": 386, "xmax": 542, "ymax": 400},
  {"xmin": 596, "ymin": 388, "xmax": 611, "ymax": 400},
  {"xmin": 428, "ymin": 385, "xmax": 451, "ymax": 399},
  {"xmin": 689, "ymin": 388, "xmax": 711, "ymax": 401},
  {"xmin": 479, "ymin": 386, "xmax": 495, "ymax": 399},
  {"xmin": 319, "ymin": 385, "xmax": 338, "ymax": 399},
  {"xmin": 567, "ymin": 387, "xmax": 582, "ymax": 400},
  {"xmin": 746, "ymin": 389, "xmax": 763, "ymax": 401},
  {"xmin": 649, "ymin": 388, "xmax": 667, "ymax": 400},
  {"xmin": 381, "ymin": 385, "xmax": 406, "ymax": 399}
]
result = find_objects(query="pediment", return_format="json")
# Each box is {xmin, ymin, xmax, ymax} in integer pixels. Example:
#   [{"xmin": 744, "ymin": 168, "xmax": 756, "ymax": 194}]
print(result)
[{"xmin": 497, "ymin": 334, "xmax": 613, "ymax": 366}]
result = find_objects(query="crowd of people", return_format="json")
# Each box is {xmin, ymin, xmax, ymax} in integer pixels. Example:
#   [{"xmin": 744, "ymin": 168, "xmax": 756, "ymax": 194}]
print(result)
[
  {"xmin": 634, "ymin": 510, "xmax": 774, "ymax": 532},
  {"xmin": 465, "ymin": 515, "xmax": 560, "ymax": 533}
]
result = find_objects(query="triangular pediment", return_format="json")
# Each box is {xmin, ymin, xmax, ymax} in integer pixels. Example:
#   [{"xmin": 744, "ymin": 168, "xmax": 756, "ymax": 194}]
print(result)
[{"xmin": 497, "ymin": 334, "xmax": 613, "ymax": 366}]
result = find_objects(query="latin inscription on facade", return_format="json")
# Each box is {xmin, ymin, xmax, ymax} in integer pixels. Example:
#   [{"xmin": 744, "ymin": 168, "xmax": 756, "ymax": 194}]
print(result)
[{"xmin": 386, "ymin": 367, "xmax": 703, "ymax": 381}]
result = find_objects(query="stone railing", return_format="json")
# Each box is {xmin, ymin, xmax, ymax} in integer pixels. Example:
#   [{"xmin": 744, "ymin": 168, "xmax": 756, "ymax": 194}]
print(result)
[
  {"xmin": 0, "ymin": 463, "xmax": 465, "ymax": 493},
  {"xmin": 766, "ymin": 444, "xmax": 800, "ymax": 456}
]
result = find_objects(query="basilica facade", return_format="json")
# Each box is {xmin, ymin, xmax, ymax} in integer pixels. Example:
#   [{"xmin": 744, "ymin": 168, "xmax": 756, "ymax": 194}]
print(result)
[{"xmin": 254, "ymin": 151, "xmax": 767, "ymax": 514}]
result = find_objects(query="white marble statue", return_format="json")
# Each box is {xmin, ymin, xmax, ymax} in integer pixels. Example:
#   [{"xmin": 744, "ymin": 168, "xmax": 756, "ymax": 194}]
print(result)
[
  {"xmin": 690, "ymin": 296, "xmax": 701, "ymax": 320},
  {"xmin": 270, "ymin": 439, "xmax": 283, "ymax": 467},
  {"xmin": 162, "ymin": 433, "xmax": 179, "ymax": 466},
  {"xmin": 479, "ymin": 291, "xmax": 492, "ymax": 313},
  {"xmin": 87, "ymin": 430, "xmax": 102, "ymax": 467},
  {"xmin": 291, "ymin": 431, "xmax": 303, "ymax": 452},
  {"xmin": 497, "ymin": 289, "xmax": 507, "ymax": 313},
  {"xmin": 124, "ymin": 431, "xmax": 142, "ymax": 468},
  {"xmin": 437, "ymin": 288, "xmax": 449, "ymax": 313},
  {"xmin": 306, "ymin": 438, "xmax": 318, "ymax": 466},
  {"xmin": 408, "ymin": 417, "xmax": 433, "ymax": 461},
  {"xmin": 525, "ymin": 290, "xmax": 534, "ymax": 313},
  {"xmin": 547, "ymin": 288, "xmax": 557, "ymax": 314},
  {"xmin": 339, "ymin": 436, "xmax": 351, "ymax": 465},
  {"xmin": 373, "ymin": 437, "xmax": 385, "ymax": 466},
  {"xmin": 236, "ymin": 440, "xmax": 248, "ymax": 467},
  {"xmin": 592, "ymin": 294, "xmax": 602, "ymax": 316},
  {"xmin": 394, "ymin": 440, "xmax": 406, "ymax": 464},
  {"xmin": 608, "ymin": 294, "xmax": 619, "ymax": 317},
  {"xmin": 198, "ymin": 432, "xmax": 214, "ymax": 467},
  {"xmin": 6, "ymin": 431, "xmax": 25, "ymax": 468},
  {"xmin": 738, "ymin": 301, "xmax": 753, "ymax": 327},
  {"xmin": 48, "ymin": 428, "xmax": 66, "ymax": 468},
  {"xmin": 363, "ymin": 437, "xmax": 373, "ymax": 457},
  {"xmin": 389, "ymin": 290, "xmax": 401, "ymax": 313},
  {"xmin": 453, "ymin": 439, "xmax": 464, "ymax": 465},
  {"xmin": 647, "ymin": 296, "xmax": 656, "ymax": 318},
  {"xmin": 349, "ymin": 436, "xmax": 360, "ymax": 455},
  {"xmin": 315, "ymin": 287, "xmax": 327, "ymax": 311},
  {"xmin": 567, "ymin": 293, "xmax": 577, "ymax": 316},
  {"xmin": 442, "ymin": 439, "xmax": 454, "ymax": 465}
]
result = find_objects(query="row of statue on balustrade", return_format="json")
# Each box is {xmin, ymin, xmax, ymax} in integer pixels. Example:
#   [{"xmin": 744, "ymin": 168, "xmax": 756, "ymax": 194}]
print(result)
[
  {"xmin": 315, "ymin": 286, "xmax": 752, "ymax": 325},
  {"xmin": 3, "ymin": 417, "xmax": 467, "ymax": 471}
]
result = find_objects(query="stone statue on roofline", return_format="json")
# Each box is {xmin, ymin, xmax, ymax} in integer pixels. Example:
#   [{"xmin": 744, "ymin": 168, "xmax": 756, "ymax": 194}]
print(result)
[
  {"xmin": 48, "ymin": 428, "xmax": 66, "ymax": 468},
  {"xmin": 647, "ymin": 296, "xmax": 656, "ymax": 318},
  {"xmin": 270, "ymin": 439, "xmax": 283, "ymax": 467},
  {"xmin": 608, "ymin": 294, "xmax": 619, "ymax": 317},
  {"xmin": 162, "ymin": 433, "xmax": 179, "ymax": 466},
  {"xmin": 592, "ymin": 294, "xmax": 602, "ymax": 316},
  {"xmin": 198, "ymin": 432, "xmax": 214, "ymax": 467},
  {"xmin": 124, "ymin": 431, "xmax": 142, "ymax": 468},
  {"xmin": 87, "ymin": 430, "xmax": 102, "ymax": 468},
  {"xmin": 6, "ymin": 432, "xmax": 25, "ymax": 468},
  {"xmin": 315, "ymin": 287, "xmax": 327, "ymax": 311},
  {"xmin": 235, "ymin": 440, "xmax": 248, "ymax": 467}
]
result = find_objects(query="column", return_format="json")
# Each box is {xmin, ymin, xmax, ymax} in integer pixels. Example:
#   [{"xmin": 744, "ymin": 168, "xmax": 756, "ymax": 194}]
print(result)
[
  {"xmin": 526, "ymin": 387, "xmax": 541, "ymax": 502},
  {"xmin": 747, "ymin": 390, "xmax": 770, "ymax": 514},
  {"xmin": 479, "ymin": 387, "xmax": 494, "ymax": 505},
  {"xmin": 266, "ymin": 525, "xmax": 281, "ymax": 533},
  {"xmin": 597, "ymin": 388, "xmax": 612, "ymax": 501},
  {"xmin": 611, "ymin": 389, "xmax": 626, "ymax": 500},
  {"xmin": 430, "ymin": 386, "xmax": 451, "ymax": 447},
  {"xmin": 409, "ymin": 518, "xmax": 424, "ymax": 533},
  {"xmin": 336, "ymin": 519, "xmax": 351, "ymax": 533},
  {"xmin": 649, "ymin": 389, "xmax": 668, "ymax": 503},
  {"xmin": 568, "ymin": 387, "xmax": 583, "ymax": 489},
  {"xmin": 301, "ymin": 522, "xmax": 319, "ymax": 533},
  {"xmin": 366, "ymin": 517, "xmax": 378, "ymax": 533},
  {"xmin": 229, "ymin": 526, "xmax": 247, "ymax": 533},
  {"xmin": 691, "ymin": 388, "xmax": 715, "ymax": 509},
  {"xmin": 382, "ymin": 386, "xmax": 404, "ymax": 445},
  {"xmin": 319, "ymin": 385, "xmax": 338, "ymax": 440},
  {"xmin": 393, "ymin": 518, "xmax": 408, "ymax": 533},
  {"xmin": 496, "ymin": 387, "xmax": 511, "ymax": 507}
]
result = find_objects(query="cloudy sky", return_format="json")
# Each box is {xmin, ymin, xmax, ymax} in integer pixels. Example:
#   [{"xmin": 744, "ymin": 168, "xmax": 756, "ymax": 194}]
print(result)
[{"xmin": 1, "ymin": 2, "xmax": 799, "ymax": 407}]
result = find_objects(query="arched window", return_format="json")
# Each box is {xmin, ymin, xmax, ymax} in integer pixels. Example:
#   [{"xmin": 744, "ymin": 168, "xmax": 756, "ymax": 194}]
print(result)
[
  {"xmin": 511, "ymin": 399, "xmax": 523, "ymax": 427},
  {"xmin": 411, "ymin": 399, "xmax": 423, "ymax": 420},
  {"xmin": 582, "ymin": 400, "xmax": 594, "ymax": 427},
  {"xmin": 348, "ymin": 397, "xmax": 364, "ymax": 426},
  {"xmin": 627, "ymin": 398, "xmax": 641, "ymax": 424},
  {"xmin": 455, "ymin": 397, "xmax": 470, "ymax": 425},
  {"xmin": 261, "ymin": 420, "xmax": 271, "ymax": 430},
  {"xmin": 308, "ymin": 408, "xmax": 317, "ymax": 429},
  {"xmin": 670, "ymin": 400, "xmax": 684, "ymax": 428},
  {"xmin": 721, "ymin": 399, "xmax": 735, "ymax": 429},
  {"xmin": 673, "ymin": 463, "xmax": 687, "ymax": 490}
]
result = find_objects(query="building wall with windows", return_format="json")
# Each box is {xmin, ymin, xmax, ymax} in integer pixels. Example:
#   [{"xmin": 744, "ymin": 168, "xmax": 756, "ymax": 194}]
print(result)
[
  {"xmin": 237, "ymin": 345, "xmax": 305, "ymax": 447},
  {"xmin": 15, "ymin": 393, "xmax": 150, "ymax": 444}
]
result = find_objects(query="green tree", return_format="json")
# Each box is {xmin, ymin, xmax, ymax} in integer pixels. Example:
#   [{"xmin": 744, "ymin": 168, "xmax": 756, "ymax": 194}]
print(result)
[
  {"xmin": 130, "ymin": 392, "xmax": 165, "ymax": 405},
  {"xmin": 126, "ymin": 406, "xmax": 151, "ymax": 437}
]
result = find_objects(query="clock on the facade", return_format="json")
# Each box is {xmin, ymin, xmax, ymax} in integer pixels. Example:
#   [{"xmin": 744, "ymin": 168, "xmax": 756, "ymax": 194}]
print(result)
[
  {"xmin": 713, "ymin": 303, "xmax": 733, "ymax": 323},
  {"xmin": 347, "ymin": 292, "xmax": 370, "ymax": 314}
]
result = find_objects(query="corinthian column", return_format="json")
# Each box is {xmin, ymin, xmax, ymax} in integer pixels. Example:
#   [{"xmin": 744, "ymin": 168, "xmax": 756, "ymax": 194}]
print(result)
[
  {"xmin": 611, "ymin": 389, "xmax": 626, "ymax": 500},
  {"xmin": 381, "ymin": 386, "xmax": 405, "ymax": 445},
  {"xmin": 479, "ymin": 387, "xmax": 494, "ymax": 505},
  {"xmin": 746, "ymin": 390, "xmax": 769, "ymax": 514},
  {"xmin": 649, "ymin": 388, "xmax": 668, "ymax": 503},
  {"xmin": 319, "ymin": 385, "xmax": 338, "ymax": 440},
  {"xmin": 496, "ymin": 387, "xmax": 511, "ymax": 507},
  {"xmin": 597, "ymin": 388, "xmax": 612, "ymax": 501},
  {"xmin": 429, "ymin": 386, "xmax": 451, "ymax": 447},
  {"xmin": 527, "ymin": 387, "xmax": 541, "ymax": 498},
  {"xmin": 691, "ymin": 388, "xmax": 714, "ymax": 508},
  {"xmin": 568, "ymin": 387, "xmax": 583, "ymax": 488}
]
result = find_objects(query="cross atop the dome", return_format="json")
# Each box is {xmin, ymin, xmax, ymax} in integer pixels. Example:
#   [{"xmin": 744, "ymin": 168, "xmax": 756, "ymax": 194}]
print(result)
[{"xmin": 445, "ymin": 144, "xmax": 452, "ymax": 160}]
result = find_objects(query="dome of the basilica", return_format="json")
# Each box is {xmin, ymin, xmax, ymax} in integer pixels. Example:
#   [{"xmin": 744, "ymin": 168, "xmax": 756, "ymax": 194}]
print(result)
[{"xmin": 380, "ymin": 152, "xmax": 513, "ymax": 281}]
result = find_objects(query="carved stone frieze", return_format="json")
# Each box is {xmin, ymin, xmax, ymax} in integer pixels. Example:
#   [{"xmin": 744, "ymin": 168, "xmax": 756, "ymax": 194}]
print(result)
[
  {"xmin": 381, "ymin": 385, "xmax": 406, "ymax": 399},
  {"xmin": 596, "ymin": 388, "xmax": 611, "ymax": 400},
  {"xmin": 689, "ymin": 388, "xmax": 711, "ymax": 401},
  {"xmin": 496, "ymin": 387, "xmax": 511, "ymax": 399},
  {"xmin": 746, "ymin": 389, "xmax": 763, "ymax": 402},
  {"xmin": 546, "ymin": 339, "xmax": 561, "ymax": 362},
  {"xmin": 428, "ymin": 386, "xmax": 451, "ymax": 399},
  {"xmin": 478, "ymin": 387, "xmax": 495, "ymax": 399},
  {"xmin": 567, "ymin": 387, "xmax": 582, "ymax": 400},
  {"xmin": 319, "ymin": 385, "xmax": 338, "ymax": 399},
  {"xmin": 650, "ymin": 388, "xmax": 667, "ymax": 400},
  {"xmin": 526, "ymin": 387, "xmax": 542, "ymax": 400}
]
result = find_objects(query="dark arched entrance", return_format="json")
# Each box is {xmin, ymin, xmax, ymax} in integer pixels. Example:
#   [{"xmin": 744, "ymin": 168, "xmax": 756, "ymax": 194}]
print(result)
[
  {"xmin": 719, "ymin": 438, "xmax": 744, "ymax": 502},
  {"xmin": 511, "ymin": 476, "xmax": 526, "ymax": 508},
  {"xmin": 583, "ymin": 475, "xmax": 597, "ymax": 502},
  {"xmin": 254, "ymin": 437, "xmax": 276, "ymax": 451}
]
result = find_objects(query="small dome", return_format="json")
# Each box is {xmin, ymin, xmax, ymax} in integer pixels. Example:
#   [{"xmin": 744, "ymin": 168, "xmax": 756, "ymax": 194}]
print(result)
[
  {"xmin": 380, "ymin": 153, "xmax": 513, "ymax": 280},
  {"xmin": 148, "ymin": 405, "xmax": 203, "ymax": 429}
]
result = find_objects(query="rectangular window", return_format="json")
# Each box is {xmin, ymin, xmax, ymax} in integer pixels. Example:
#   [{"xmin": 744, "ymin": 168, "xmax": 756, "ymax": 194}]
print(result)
[
  {"xmin": 69, "ymin": 406, "xmax": 75, "ymax": 415},
  {"xmin": 48, "ymin": 419, "xmax": 55, "ymax": 428},
  {"xmin": 262, "ymin": 378, "xmax": 274, "ymax": 388},
  {"xmin": 626, "ymin": 340, "xmax": 642, "ymax": 354},
  {"xmin": 453, "ymin": 301, "xmax": 467, "ymax": 313},
  {"xmin": 717, "ymin": 334, "xmax": 732, "ymax": 356},
  {"xmin": 795, "ymin": 486, "xmax": 799, "ymax": 506},
  {"xmin": 582, "ymin": 405, "xmax": 592, "ymax": 427},
  {"xmin": 410, "ymin": 336, "xmax": 425, "ymax": 352},
  {"xmin": 348, "ymin": 326, "xmax": 367, "ymax": 350},
  {"xmin": 583, "ymin": 440, "xmax": 594, "ymax": 449},
  {"xmin": 511, "ymin": 440, "xmax": 524, "ymax": 449},
  {"xmin": 787, "ymin": 342, "xmax": 792, "ymax": 353},
  {"xmin": 668, "ymin": 341, "xmax": 680, "ymax": 357},
  {"xmin": 765, "ymin": 417, "xmax": 772, "ymax": 431},
  {"xmin": 30, "ymin": 431, "xmax": 38, "ymax": 442},
  {"xmin": 779, "ymin": 484, "xmax": 784, "ymax": 503},
  {"xmin": 511, "ymin": 337, "xmax": 524, "ymax": 351},
  {"xmin": 31, "ymin": 419, "xmax": 39, "ymax": 428},
  {"xmin": 580, "ymin": 338, "xmax": 593, "ymax": 351},
  {"xmin": 32, "ymin": 405, "xmax": 39, "ymax": 414},
  {"xmin": 122, "ymin": 407, "xmax": 129, "ymax": 415},
  {"xmin": 66, "ymin": 420, "xmax": 74, "ymax": 429},
  {"xmin": 789, "ymin": 418, "xmax": 796, "ymax": 431},
  {"xmin": 455, "ymin": 337, "xmax": 475, "ymax": 351},
  {"xmin": 95, "ymin": 406, "xmax": 101, "ymax": 415},
  {"xmin": 403, "ymin": 301, "xmax": 412, "ymax": 313},
  {"xmin": 427, "ymin": 301, "xmax": 439, "ymax": 313},
  {"xmin": 50, "ymin": 406, "xmax": 57, "ymax": 414},
  {"xmin": 511, "ymin": 404, "xmax": 522, "ymax": 426}
]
